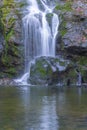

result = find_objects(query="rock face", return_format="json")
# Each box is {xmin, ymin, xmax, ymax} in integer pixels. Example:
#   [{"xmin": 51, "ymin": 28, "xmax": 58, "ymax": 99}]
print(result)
[
  {"xmin": 29, "ymin": 57, "xmax": 72, "ymax": 85},
  {"xmin": 0, "ymin": 0, "xmax": 87, "ymax": 86},
  {"xmin": 0, "ymin": 1, "xmax": 24, "ymax": 78},
  {"xmin": 29, "ymin": 55, "xmax": 87, "ymax": 86},
  {"xmin": 15, "ymin": 0, "xmax": 87, "ymax": 85},
  {"xmin": 55, "ymin": 0, "xmax": 87, "ymax": 85},
  {"xmin": 57, "ymin": 1, "xmax": 87, "ymax": 48}
]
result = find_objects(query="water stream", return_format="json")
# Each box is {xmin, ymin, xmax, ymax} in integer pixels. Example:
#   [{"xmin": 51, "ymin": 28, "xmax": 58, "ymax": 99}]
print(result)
[{"xmin": 15, "ymin": 0, "xmax": 59, "ymax": 84}]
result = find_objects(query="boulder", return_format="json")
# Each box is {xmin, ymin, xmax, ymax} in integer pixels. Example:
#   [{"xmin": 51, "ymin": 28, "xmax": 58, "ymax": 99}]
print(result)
[{"xmin": 29, "ymin": 56, "xmax": 71, "ymax": 85}]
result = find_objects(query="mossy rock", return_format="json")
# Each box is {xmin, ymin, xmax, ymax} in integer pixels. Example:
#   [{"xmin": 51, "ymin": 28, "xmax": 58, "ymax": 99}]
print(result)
[{"xmin": 29, "ymin": 57, "xmax": 69, "ymax": 85}]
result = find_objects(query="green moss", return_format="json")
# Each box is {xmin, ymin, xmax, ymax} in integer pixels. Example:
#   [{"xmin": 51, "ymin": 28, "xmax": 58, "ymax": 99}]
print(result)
[
  {"xmin": 54, "ymin": 58, "xmax": 59, "ymax": 62},
  {"xmin": 55, "ymin": 1, "xmax": 72, "ymax": 12},
  {"xmin": 78, "ymin": 56, "xmax": 87, "ymax": 65},
  {"xmin": 67, "ymin": 56, "xmax": 87, "ymax": 82},
  {"xmin": 55, "ymin": 1, "xmax": 72, "ymax": 37},
  {"xmin": 0, "ymin": 1, "xmax": 24, "ymax": 77},
  {"xmin": 69, "ymin": 69, "xmax": 76, "ymax": 77},
  {"xmin": 31, "ymin": 58, "xmax": 53, "ymax": 78},
  {"xmin": 36, "ymin": 60, "xmax": 50, "ymax": 77},
  {"xmin": 0, "ymin": 0, "xmax": 15, "ymax": 56},
  {"xmin": 46, "ymin": 13, "xmax": 53, "ymax": 18},
  {"xmin": 9, "ymin": 43, "xmax": 19, "ymax": 57},
  {"xmin": 0, "ymin": 0, "xmax": 23, "ymax": 57},
  {"xmin": 60, "ymin": 20, "xmax": 67, "ymax": 36},
  {"xmin": 5, "ymin": 68, "xmax": 16, "ymax": 75},
  {"xmin": 60, "ymin": 29, "xmax": 67, "ymax": 36},
  {"xmin": 59, "ymin": 61, "xmax": 66, "ymax": 66},
  {"xmin": 38, "ymin": 68, "xmax": 47, "ymax": 77},
  {"xmin": 76, "ymin": 56, "xmax": 87, "ymax": 78},
  {"xmin": 1, "ymin": 56, "xmax": 10, "ymax": 66}
]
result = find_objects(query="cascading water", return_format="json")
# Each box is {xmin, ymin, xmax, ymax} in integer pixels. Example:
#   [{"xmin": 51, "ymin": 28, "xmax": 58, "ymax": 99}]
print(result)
[{"xmin": 15, "ymin": 0, "xmax": 59, "ymax": 85}]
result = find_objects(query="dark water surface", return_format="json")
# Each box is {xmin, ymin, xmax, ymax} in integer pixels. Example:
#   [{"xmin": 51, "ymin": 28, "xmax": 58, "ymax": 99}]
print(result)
[{"xmin": 0, "ymin": 86, "xmax": 87, "ymax": 130}]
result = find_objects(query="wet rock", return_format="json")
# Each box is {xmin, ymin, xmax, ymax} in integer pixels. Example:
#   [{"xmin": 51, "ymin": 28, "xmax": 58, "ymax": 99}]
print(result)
[
  {"xmin": 57, "ymin": 1, "xmax": 87, "ymax": 49},
  {"xmin": 29, "ymin": 57, "xmax": 69, "ymax": 85},
  {"xmin": 56, "ymin": 33, "xmax": 62, "ymax": 53},
  {"xmin": 65, "ymin": 46, "xmax": 87, "ymax": 56},
  {"xmin": 11, "ymin": 19, "xmax": 23, "ymax": 46},
  {"xmin": 0, "ymin": 78, "xmax": 16, "ymax": 86}
]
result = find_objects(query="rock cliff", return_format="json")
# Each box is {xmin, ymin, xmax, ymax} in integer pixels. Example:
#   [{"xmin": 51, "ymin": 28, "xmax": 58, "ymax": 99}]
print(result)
[{"xmin": 0, "ymin": 0, "xmax": 87, "ymax": 86}]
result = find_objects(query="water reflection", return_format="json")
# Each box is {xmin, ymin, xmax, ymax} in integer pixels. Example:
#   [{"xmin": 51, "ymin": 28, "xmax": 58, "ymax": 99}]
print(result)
[
  {"xmin": 0, "ymin": 86, "xmax": 87, "ymax": 130},
  {"xmin": 20, "ymin": 86, "xmax": 30, "ymax": 129},
  {"xmin": 78, "ymin": 87, "xmax": 82, "ymax": 97},
  {"xmin": 21, "ymin": 86, "xmax": 30, "ymax": 108},
  {"xmin": 40, "ymin": 96, "xmax": 59, "ymax": 130},
  {"xmin": 78, "ymin": 87, "xmax": 82, "ymax": 104}
]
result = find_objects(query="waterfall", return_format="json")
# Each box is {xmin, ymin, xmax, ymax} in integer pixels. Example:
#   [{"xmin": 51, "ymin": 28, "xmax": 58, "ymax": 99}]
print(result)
[{"xmin": 15, "ymin": 0, "xmax": 59, "ymax": 85}]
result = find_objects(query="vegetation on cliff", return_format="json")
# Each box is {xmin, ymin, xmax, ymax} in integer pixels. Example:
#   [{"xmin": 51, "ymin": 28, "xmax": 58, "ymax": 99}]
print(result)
[
  {"xmin": 0, "ymin": 0, "xmax": 87, "ymax": 85},
  {"xmin": 0, "ymin": 0, "xmax": 24, "ymax": 78},
  {"xmin": 55, "ymin": 0, "xmax": 87, "ymax": 84}
]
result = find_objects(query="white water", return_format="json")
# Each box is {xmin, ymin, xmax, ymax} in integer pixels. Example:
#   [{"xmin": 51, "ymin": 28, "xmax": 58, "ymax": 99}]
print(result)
[
  {"xmin": 77, "ymin": 72, "xmax": 82, "ymax": 86},
  {"xmin": 15, "ymin": 0, "xmax": 59, "ymax": 85}
]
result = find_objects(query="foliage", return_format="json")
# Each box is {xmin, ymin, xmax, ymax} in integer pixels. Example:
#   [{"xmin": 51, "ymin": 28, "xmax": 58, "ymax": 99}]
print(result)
[
  {"xmin": 0, "ymin": 0, "xmax": 24, "ymax": 65},
  {"xmin": 77, "ymin": 56, "xmax": 87, "ymax": 66},
  {"xmin": 55, "ymin": 1, "xmax": 72, "ymax": 12},
  {"xmin": 0, "ymin": 0, "xmax": 24, "ymax": 77},
  {"xmin": 60, "ymin": 26, "xmax": 67, "ymax": 36},
  {"xmin": 4, "ymin": 67, "xmax": 17, "ymax": 75},
  {"xmin": 0, "ymin": 0, "xmax": 25, "ymax": 52},
  {"xmin": 59, "ymin": 17, "xmax": 67, "ymax": 37},
  {"xmin": 0, "ymin": 0, "xmax": 16, "ymax": 55},
  {"xmin": 55, "ymin": 1, "xmax": 73, "ymax": 37}
]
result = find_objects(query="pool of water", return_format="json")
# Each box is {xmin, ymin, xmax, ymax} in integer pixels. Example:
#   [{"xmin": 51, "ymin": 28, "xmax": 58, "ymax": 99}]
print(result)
[{"xmin": 0, "ymin": 85, "xmax": 87, "ymax": 130}]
